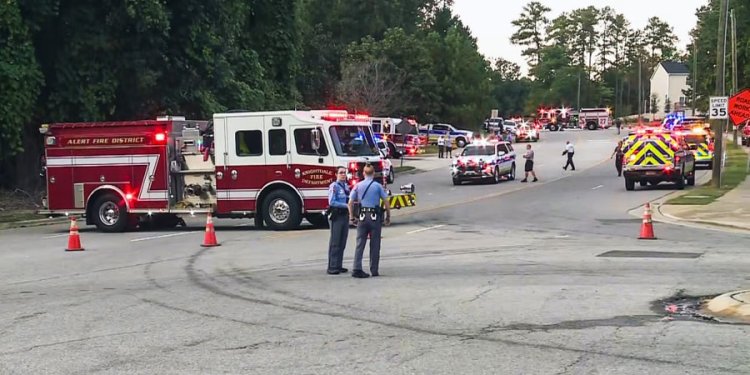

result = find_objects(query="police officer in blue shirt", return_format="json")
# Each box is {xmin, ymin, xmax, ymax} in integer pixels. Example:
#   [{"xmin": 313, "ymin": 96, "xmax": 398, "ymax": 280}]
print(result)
[
  {"xmin": 326, "ymin": 166, "xmax": 350, "ymax": 275},
  {"xmin": 347, "ymin": 164, "xmax": 391, "ymax": 278}
]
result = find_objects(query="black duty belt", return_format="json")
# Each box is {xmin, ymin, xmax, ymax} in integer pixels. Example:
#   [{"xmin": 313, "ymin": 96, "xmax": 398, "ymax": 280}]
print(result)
[{"xmin": 360, "ymin": 207, "xmax": 379, "ymax": 213}]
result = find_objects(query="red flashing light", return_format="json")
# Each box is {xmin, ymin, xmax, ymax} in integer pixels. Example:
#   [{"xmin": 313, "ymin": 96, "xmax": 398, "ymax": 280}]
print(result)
[
  {"xmin": 125, "ymin": 193, "xmax": 134, "ymax": 201},
  {"xmin": 353, "ymin": 113, "xmax": 370, "ymax": 120},
  {"xmin": 154, "ymin": 132, "xmax": 167, "ymax": 143},
  {"xmin": 348, "ymin": 161, "xmax": 357, "ymax": 172}
]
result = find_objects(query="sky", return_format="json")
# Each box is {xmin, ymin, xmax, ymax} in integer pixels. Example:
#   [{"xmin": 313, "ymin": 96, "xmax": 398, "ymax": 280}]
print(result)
[{"xmin": 452, "ymin": 0, "xmax": 708, "ymax": 75}]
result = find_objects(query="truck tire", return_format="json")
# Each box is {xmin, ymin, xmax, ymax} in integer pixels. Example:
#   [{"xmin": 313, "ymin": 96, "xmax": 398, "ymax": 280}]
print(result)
[
  {"xmin": 508, "ymin": 163, "xmax": 516, "ymax": 181},
  {"xmin": 456, "ymin": 137, "xmax": 467, "ymax": 148},
  {"xmin": 549, "ymin": 124, "xmax": 559, "ymax": 132},
  {"xmin": 687, "ymin": 175, "xmax": 695, "ymax": 186},
  {"xmin": 625, "ymin": 178, "xmax": 635, "ymax": 191},
  {"xmin": 587, "ymin": 121, "xmax": 598, "ymax": 130},
  {"xmin": 387, "ymin": 167, "xmax": 395, "ymax": 183},
  {"xmin": 262, "ymin": 190, "xmax": 302, "ymax": 230},
  {"xmin": 92, "ymin": 193, "xmax": 129, "ymax": 232},
  {"xmin": 640, "ymin": 180, "xmax": 647, "ymax": 187},
  {"xmin": 493, "ymin": 167, "xmax": 500, "ymax": 184},
  {"xmin": 305, "ymin": 213, "xmax": 329, "ymax": 228},
  {"xmin": 452, "ymin": 177, "xmax": 461, "ymax": 186}
]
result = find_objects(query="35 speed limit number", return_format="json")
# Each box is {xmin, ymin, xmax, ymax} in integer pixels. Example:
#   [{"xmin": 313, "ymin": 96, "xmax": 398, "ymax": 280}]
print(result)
[{"xmin": 709, "ymin": 96, "xmax": 729, "ymax": 119}]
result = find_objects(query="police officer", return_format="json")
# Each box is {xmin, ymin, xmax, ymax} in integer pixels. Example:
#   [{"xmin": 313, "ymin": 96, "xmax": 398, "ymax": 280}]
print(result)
[
  {"xmin": 326, "ymin": 166, "xmax": 350, "ymax": 275},
  {"xmin": 348, "ymin": 164, "xmax": 391, "ymax": 278},
  {"xmin": 437, "ymin": 135, "xmax": 445, "ymax": 158}
]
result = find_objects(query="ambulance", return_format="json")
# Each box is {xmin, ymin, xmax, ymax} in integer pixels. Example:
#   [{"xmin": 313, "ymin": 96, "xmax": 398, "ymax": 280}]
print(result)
[{"xmin": 38, "ymin": 110, "xmax": 416, "ymax": 232}]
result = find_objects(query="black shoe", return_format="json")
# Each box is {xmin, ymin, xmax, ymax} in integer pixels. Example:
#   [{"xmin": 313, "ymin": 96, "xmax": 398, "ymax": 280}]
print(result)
[
  {"xmin": 371, "ymin": 271, "xmax": 380, "ymax": 277},
  {"xmin": 327, "ymin": 270, "xmax": 340, "ymax": 275},
  {"xmin": 563, "ymin": 167, "xmax": 567, "ymax": 170},
  {"xmin": 520, "ymin": 179, "xmax": 527, "ymax": 183},
  {"xmin": 352, "ymin": 270, "xmax": 370, "ymax": 278},
  {"xmin": 338, "ymin": 268, "xmax": 348, "ymax": 273},
  {"xmin": 532, "ymin": 178, "xmax": 538, "ymax": 182}
]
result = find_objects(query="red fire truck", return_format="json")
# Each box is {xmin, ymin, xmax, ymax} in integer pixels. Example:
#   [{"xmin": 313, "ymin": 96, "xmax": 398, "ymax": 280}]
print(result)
[{"xmin": 38, "ymin": 110, "xmax": 417, "ymax": 232}]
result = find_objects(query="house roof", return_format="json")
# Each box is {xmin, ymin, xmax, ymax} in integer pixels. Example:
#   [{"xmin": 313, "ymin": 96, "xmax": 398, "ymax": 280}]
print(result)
[{"xmin": 660, "ymin": 61, "xmax": 689, "ymax": 75}]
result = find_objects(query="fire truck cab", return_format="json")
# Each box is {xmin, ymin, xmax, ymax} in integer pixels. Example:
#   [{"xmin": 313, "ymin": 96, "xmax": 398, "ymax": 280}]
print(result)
[{"xmin": 40, "ymin": 110, "xmax": 415, "ymax": 232}]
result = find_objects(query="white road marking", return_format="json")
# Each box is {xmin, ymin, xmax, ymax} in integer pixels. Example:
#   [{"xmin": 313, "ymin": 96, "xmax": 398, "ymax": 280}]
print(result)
[
  {"xmin": 406, "ymin": 224, "xmax": 445, "ymax": 234},
  {"xmin": 235, "ymin": 223, "xmax": 251, "ymax": 227},
  {"xmin": 130, "ymin": 232, "xmax": 194, "ymax": 242},
  {"xmin": 553, "ymin": 235, "xmax": 570, "ymax": 239},
  {"xmin": 592, "ymin": 185, "xmax": 604, "ymax": 190},
  {"xmin": 43, "ymin": 234, "xmax": 69, "ymax": 239}
]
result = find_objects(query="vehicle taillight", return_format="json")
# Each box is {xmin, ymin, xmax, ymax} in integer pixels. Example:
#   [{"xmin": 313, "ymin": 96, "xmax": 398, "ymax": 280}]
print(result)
[
  {"xmin": 708, "ymin": 143, "xmax": 714, "ymax": 151},
  {"xmin": 154, "ymin": 132, "xmax": 167, "ymax": 143},
  {"xmin": 349, "ymin": 161, "xmax": 357, "ymax": 172}
]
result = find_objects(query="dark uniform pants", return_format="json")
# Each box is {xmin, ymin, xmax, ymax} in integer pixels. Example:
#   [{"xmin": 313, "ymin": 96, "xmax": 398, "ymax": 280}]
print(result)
[
  {"xmin": 615, "ymin": 158, "xmax": 623, "ymax": 176},
  {"xmin": 564, "ymin": 152, "xmax": 575, "ymax": 170},
  {"xmin": 353, "ymin": 210, "xmax": 382, "ymax": 274},
  {"xmin": 327, "ymin": 214, "xmax": 349, "ymax": 271}
]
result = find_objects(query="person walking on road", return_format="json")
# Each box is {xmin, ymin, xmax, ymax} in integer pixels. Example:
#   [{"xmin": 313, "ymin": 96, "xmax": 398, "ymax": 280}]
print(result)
[
  {"xmin": 348, "ymin": 164, "xmax": 391, "ymax": 278},
  {"xmin": 562, "ymin": 141, "xmax": 575, "ymax": 171},
  {"xmin": 520, "ymin": 144, "xmax": 538, "ymax": 183},
  {"xmin": 445, "ymin": 134, "xmax": 452, "ymax": 157},
  {"xmin": 326, "ymin": 166, "xmax": 350, "ymax": 275},
  {"xmin": 615, "ymin": 118, "xmax": 623, "ymax": 135},
  {"xmin": 437, "ymin": 135, "xmax": 445, "ymax": 158},
  {"xmin": 611, "ymin": 140, "xmax": 624, "ymax": 177}
]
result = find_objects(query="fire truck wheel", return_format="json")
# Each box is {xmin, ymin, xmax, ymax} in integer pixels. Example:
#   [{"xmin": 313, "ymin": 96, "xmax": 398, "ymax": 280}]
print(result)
[
  {"xmin": 452, "ymin": 177, "xmax": 461, "ymax": 186},
  {"xmin": 92, "ymin": 193, "xmax": 129, "ymax": 232},
  {"xmin": 676, "ymin": 175, "xmax": 685, "ymax": 190},
  {"xmin": 586, "ymin": 122, "xmax": 598, "ymax": 130},
  {"xmin": 262, "ymin": 190, "xmax": 302, "ymax": 230},
  {"xmin": 305, "ymin": 213, "xmax": 329, "ymax": 228}
]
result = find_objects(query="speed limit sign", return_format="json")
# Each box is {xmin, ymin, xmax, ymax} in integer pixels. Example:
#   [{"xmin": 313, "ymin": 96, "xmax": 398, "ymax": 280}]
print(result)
[{"xmin": 710, "ymin": 96, "xmax": 729, "ymax": 119}]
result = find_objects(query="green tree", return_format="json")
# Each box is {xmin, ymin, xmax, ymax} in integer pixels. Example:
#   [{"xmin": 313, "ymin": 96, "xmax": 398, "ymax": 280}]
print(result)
[
  {"xmin": 0, "ymin": 0, "xmax": 43, "ymax": 162},
  {"xmin": 642, "ymin": 17, "xmax": 678, "ymax": 65},
  {"xmin": 510, "ymin": 1, "xmax": 551, "ymax": 69}
]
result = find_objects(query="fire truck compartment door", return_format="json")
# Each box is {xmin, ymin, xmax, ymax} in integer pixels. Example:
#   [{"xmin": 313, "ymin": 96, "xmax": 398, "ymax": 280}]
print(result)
[{"xmin": 216, "ymin": 115, "xmax": 267, "ymax": 210}]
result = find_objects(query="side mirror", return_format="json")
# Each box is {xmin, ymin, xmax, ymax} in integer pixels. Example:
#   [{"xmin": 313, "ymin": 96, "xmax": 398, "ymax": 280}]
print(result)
[{"xmin": 311, "ymin": 128, "xmax": 321, "ymax": 151}]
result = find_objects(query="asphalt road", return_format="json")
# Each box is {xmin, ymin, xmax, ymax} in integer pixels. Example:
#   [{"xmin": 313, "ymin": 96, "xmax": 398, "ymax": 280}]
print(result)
[{"xmin": 2, "ymin": 129, "xmax": 749, "ymax": 374}]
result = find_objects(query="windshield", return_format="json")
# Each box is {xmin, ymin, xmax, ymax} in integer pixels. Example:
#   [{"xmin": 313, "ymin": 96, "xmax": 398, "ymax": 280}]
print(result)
[
  {"xmin": 684, "ymin": 135, "xmax": 708, "ymax": 144},
  {"xmin": 461, "ymin": 145, "xmax": 495, "ymax": 156},
  {"xmin": 329, "ymin": 125, "xmax": 379, "ymax": 157}
]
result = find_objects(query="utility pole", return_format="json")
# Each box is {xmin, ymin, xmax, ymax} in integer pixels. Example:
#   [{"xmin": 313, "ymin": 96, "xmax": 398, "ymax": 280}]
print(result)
[
  {"xmin": 638, "ymin": 59, "xmax": 642, "ymax": 120},
  {"xmin": 731, "ymin": 8, "xmax": 738, "ymax": 145},
  {"xmin": 692, "ymin": 43, "xmax": 697, "ymax": 116},
  {"xmin": 712, "ymin": 0, "xmax": 728, "ymax": 188},
  {"xmin": 576, "ymin": 71, "xmax": 581, "ymax": 111}
]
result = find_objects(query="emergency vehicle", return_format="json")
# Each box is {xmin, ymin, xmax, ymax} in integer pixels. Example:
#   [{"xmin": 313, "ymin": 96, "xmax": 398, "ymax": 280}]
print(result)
[
  {"xmin": 451, "ymin": 140, "xmax": 517, "ymax": 185},
  {"xmin": 677, "ymin": 127, "xmax": 714, "ymax": 169},
  {"xmin": 370, "ymin": 117, "xmax": 423, "ymax": 155},
  {"xmin": 38, "ymin": 110, "xmax": 417, "ymax": 232},
  {"xmin": 622, "ymin": 127, "xmax": 695, "ymax": 191},
  {"xmin": 742, "ymin": 123, "xmax": 750, "ymax": 146},
  {"xmin": 578, "ymin": 108, "xmax": 611, "ymax": 130}
]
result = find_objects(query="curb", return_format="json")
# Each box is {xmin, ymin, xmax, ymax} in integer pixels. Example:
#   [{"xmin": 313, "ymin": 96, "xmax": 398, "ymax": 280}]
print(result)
[
  {"xmin": 0, "ymin": 216, "xmax": 69, "ymax": 230},
  {"xmin": 704, "ymin": 290, "xmax": 750, "ymax": 323}
]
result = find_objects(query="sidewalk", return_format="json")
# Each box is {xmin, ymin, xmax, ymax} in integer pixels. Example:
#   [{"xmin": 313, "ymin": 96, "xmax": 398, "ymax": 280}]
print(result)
[{"xmin": 658, "ymin": 169, "xmax": 750, "ymax": 232}]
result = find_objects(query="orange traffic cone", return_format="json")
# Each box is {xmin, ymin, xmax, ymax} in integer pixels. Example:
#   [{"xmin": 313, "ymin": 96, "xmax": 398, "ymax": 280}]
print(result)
[
  {"xmin": 638, "ymin": 203, "xmax": 657, "ymax": 240},
  {"xmin": 201, "ymin": 212, "xmax": 220, "ymax": 247},
  {"xmin": 65, "ymin": 216, "xmax": 85, "ymax": 251}
]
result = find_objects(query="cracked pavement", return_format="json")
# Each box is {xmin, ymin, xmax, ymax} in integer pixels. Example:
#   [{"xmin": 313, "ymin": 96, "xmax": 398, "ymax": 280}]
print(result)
[{"xmin": 1, "ymin": 131, "xmax": 750, "ymax": 374}]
